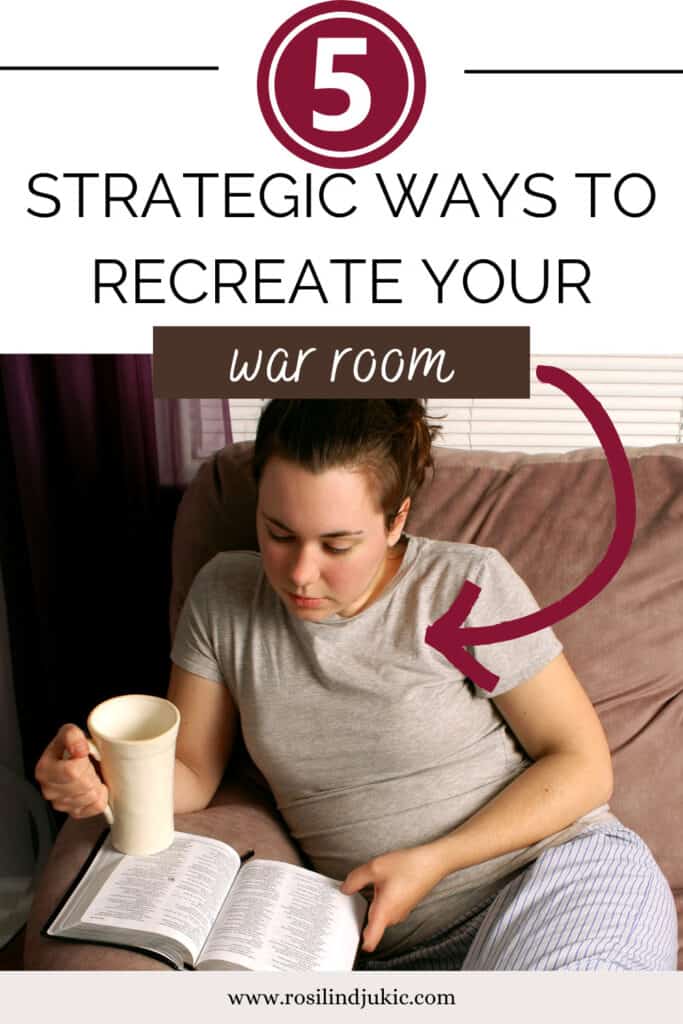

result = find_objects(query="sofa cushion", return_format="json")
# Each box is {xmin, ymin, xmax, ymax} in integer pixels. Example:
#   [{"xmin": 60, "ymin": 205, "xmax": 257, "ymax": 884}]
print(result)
[{"xmin": 171, "ymin": 441, "xmax": 683, "ymax": 964}]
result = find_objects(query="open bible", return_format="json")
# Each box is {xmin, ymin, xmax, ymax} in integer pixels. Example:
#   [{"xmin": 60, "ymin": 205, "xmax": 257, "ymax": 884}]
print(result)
[{"xmin": 43, "ymin": 831, "xmax": 368, "ymax": 970}]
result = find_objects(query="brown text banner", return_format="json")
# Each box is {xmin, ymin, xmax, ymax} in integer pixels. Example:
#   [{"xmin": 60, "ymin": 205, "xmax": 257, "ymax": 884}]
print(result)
[{"xmin": 153, "ymin": 326, "xmax": 529, "ymax": 398}]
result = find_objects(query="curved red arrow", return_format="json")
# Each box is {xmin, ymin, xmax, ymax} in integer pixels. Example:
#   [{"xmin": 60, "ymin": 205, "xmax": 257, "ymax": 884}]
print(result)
[{"xmin": 424, "ymin": 364, "xmax": 637, "ymax": 692}]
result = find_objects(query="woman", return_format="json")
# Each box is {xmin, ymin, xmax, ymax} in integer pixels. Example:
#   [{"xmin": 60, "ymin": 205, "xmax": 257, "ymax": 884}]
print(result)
[{"xmin": 36, "ymin": 399, "xmax": 677, "ymax": 970}]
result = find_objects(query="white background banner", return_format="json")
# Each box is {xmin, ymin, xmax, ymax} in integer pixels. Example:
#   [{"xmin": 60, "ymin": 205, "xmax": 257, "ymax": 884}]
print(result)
[{"xmin": 1, "ymin": 0, "xmax": 681, "ymax": 354}]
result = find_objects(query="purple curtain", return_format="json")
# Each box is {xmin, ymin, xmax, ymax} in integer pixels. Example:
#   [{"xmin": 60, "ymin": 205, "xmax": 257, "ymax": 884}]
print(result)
[{"xmin": 0, "ymin": 356, "xmax": 178, "ymax": 774}]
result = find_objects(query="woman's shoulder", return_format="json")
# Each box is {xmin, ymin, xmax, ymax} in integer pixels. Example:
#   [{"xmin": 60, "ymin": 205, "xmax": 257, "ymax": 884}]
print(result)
[
  {"xmin": 405, "ymin": 536, "xmax": 523, "ymax": 611},
  {"xmin": 190, "ymin": 549, "xmax": 263, "ymax": 599},
  {"xmin": 409, "ymin": 534, "xmax": 503, "ymax": 575},
  {"xmin": 207, "ymin": 548, "xmax": 262, "ymax": 570},
  {"xmin": 408, "ymin": 534, "xmax": 549, "ymax": 634}
]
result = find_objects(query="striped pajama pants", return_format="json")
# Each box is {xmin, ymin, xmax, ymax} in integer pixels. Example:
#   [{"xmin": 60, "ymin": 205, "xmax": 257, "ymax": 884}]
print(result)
[{"xmin": 356, "ymin": 822, "xmax": 678, "ymax": 971}]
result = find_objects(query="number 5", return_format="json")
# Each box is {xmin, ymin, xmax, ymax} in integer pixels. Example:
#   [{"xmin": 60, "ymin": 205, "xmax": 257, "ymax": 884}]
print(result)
[{"xmin": 313, "ymin": 38, "xmax": 371, "ymax": 132}]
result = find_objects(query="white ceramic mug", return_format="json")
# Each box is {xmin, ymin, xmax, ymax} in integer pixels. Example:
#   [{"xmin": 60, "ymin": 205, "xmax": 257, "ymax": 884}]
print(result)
[{"xmin": 72, "ymin": 695, "xmax": 181, "ymax": 855}]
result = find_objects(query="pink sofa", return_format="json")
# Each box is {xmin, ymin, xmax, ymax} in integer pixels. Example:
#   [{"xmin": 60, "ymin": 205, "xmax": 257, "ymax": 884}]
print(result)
[{"xmin": 25, "ymin": 442, "xmax": 683, "ymax": 969}]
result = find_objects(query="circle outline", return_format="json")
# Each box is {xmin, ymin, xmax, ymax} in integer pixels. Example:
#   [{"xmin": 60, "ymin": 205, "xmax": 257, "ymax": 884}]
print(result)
[
  {"xmin": 267, "ymin": 12, "xmax": 415, "ymax": 159},
  {"xmin": 257, "ymin": 1, "xmax": 426, "ymax": 169}
]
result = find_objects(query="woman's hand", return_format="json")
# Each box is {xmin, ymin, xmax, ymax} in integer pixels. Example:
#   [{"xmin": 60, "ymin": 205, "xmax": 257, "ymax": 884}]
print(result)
[
  {"xmin": 340, "ymin": 844, "xmax": 446, "ymax": 954},
  {"xmin": 35, "ymin": 724, "xmax": 109, "ymax": 819}
]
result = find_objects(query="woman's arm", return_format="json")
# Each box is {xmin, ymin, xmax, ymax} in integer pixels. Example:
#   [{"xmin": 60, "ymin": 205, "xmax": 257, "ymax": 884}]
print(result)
[
  {"xmin": 425, "ymin": 652, "xmax": 613, "ymax": 873},
  {"xmin": 342, "ymin": 652, "xmax": 613, "ymax": 953},
  {"xmin": 34, "ymin": 666, "xmax": 238, "ymax": 820},
  {"xmin": 167, "ymin": 664, "xmax": 238, "ymax": 813}
]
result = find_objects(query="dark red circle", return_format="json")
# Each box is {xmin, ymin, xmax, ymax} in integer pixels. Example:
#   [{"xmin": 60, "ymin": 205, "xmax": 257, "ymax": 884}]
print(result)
[{"xmin": 257, "ymin": 1, "xmax": 426, "ymax": 169}]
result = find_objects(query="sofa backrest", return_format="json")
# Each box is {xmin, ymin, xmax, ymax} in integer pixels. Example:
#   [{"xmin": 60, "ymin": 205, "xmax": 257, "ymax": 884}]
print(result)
[{"xmin": 171, "ymin": 441, "xmax": 683, "ymax": 948}]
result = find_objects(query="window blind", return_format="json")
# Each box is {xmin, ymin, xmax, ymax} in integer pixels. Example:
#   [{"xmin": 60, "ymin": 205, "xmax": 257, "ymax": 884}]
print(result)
[
  {"xmin": 426, "ymin": 355, "xmax": 683, "ymax": 452},
  {"xmin": 160, "ymin": 356, "xmax": 682, "ymax": 484},
  {"xmin": 225, "ymin": 398, "xmax": 270, "ymax": 445}
]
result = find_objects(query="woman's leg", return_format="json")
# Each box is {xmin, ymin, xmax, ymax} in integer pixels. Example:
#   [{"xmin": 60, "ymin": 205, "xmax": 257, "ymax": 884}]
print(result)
[
  {"xmin": 461, "ymin": 822, "xmax": 678, "ymax": 971},
  {"xmin": 356, "ymin": 895, "xmax": 497, "ymax": 970}
]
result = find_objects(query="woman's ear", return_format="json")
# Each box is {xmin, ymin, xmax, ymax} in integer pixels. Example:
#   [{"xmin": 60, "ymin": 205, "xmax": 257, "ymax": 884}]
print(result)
[{"xmin": 389, "ymin": 498, "xmax": 411, "ymax": 545}]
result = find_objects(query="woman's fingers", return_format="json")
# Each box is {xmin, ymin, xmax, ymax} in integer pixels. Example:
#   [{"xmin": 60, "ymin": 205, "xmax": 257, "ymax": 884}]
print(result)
[
  {"xmin": 52, "ymin": 788, "xmax": 109, "ymax": 818},
  {"xmin": 35, "ymin": 724, "xmax": 108, "ymax": 819},
  {"xmin": 44, "ymin": 780, "xmax": 109, "ymax": 819},
  {"xmin": 71, "ymin": 791, "xmax": 110, "ymax": 819},
  {"xmin": 40, "ymin": 776, "xmax": 105, "ymax": 802},
  {"xmin": 59, "ymin": 723, "xmax": 91, "ymax": 758},
  {"xmin": 36, "ymin": 724, "xmax": 87, "ymax": 784}
]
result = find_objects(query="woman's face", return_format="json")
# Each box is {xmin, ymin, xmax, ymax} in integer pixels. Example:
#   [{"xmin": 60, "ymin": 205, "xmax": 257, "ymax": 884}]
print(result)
[{"xmin": 256, "ymin": 456, "xmax": 407, "ymax": 620}]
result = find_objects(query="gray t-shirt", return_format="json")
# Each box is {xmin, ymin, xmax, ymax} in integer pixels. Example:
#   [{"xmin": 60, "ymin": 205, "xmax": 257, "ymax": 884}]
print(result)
[{"xmin": 171, "ymin": 534, "xmax": 614, "ymax": 957}]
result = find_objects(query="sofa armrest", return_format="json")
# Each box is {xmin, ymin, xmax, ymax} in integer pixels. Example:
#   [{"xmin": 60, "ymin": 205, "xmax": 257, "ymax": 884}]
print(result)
[{"xmin": 24, "ymin": 779, "xmax": 304, "ymax": 970}]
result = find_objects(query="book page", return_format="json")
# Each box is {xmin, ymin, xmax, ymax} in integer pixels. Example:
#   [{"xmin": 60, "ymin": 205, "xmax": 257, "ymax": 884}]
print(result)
[
  {"xmin": 199, "ymin": 859, "xmax": 366, "ymax": 971},
  {"xmin": 80, "ymin": 832, "xmax": 240, "ymax": 963}
]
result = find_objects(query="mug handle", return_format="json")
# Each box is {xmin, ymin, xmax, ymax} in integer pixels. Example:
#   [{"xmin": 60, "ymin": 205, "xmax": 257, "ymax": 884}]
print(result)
[{"xmin": 62, "ymin": 740, "xmax": 115, "ymax": 825}]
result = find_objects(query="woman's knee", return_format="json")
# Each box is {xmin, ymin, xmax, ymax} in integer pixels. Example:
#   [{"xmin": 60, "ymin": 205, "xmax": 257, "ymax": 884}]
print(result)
[{"xmin": 463, "ymin": 824, "xmax": 678, "ymax": 971}]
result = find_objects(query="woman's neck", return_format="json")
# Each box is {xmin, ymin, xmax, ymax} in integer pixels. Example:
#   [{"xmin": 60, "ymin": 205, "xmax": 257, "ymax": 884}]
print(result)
[{"xmin": 340, "ymin": 535, "xmax": 409, "ymax": 617}]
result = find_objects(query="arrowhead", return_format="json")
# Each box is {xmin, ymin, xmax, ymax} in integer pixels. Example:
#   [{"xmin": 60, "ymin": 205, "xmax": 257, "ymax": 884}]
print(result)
[{"xmin": 424, "ymin": 580, "xmax": 500, "ymax": 693}]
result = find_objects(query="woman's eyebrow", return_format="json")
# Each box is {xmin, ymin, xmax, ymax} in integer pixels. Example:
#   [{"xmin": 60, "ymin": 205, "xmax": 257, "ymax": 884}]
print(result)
[{"xmin": 264, "ymin": 514, "xmax": 365, "ymax": 539}]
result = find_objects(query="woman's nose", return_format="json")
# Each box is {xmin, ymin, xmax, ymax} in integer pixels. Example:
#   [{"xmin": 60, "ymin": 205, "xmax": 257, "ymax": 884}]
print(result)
[{"xmin": 288, "ymin": 545, "xmax": 321, "ymax": 589}]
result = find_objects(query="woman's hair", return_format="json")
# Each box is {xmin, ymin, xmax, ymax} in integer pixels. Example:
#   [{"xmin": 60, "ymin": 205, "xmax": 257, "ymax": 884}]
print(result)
[{"xmin": 252, "ymin": 400, "xmax": 442, "ymax": 530}]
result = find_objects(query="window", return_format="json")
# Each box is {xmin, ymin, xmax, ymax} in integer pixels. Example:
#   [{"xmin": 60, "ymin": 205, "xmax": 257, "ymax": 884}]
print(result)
[
  {"xmin": 427, "ymin": 355, "xmax": 683, "ymax": 453},
  {"xmin": 154, "ymin": 355, "xmax": 683, "ymax": 484}
]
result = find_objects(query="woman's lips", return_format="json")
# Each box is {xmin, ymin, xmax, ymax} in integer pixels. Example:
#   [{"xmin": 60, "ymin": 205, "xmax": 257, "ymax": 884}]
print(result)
[{"xmin": 287, "ymin": 593, "xmax": 328, "ymax": 609}]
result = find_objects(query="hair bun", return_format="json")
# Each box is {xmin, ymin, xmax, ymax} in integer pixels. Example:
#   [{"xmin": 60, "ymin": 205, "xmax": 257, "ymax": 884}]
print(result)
[{"xmin": 252, "ymin": 399, "xmax": 442, "ymax": 527}]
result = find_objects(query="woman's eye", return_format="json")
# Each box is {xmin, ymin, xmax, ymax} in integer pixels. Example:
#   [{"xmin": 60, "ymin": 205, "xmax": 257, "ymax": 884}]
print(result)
[{"xmin": 267, "ymin": 530, "xmax": 350, "ymax": 554}]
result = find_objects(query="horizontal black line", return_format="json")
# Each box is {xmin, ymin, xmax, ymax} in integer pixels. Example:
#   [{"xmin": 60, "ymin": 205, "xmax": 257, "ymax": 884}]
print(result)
[
  {"xmin": 465, "ymin": 68, "xmax": 683, "ymax": 74},
  {"xmin": 0, "ymin": 65, "xmax": 219, "ymax": 71}
]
